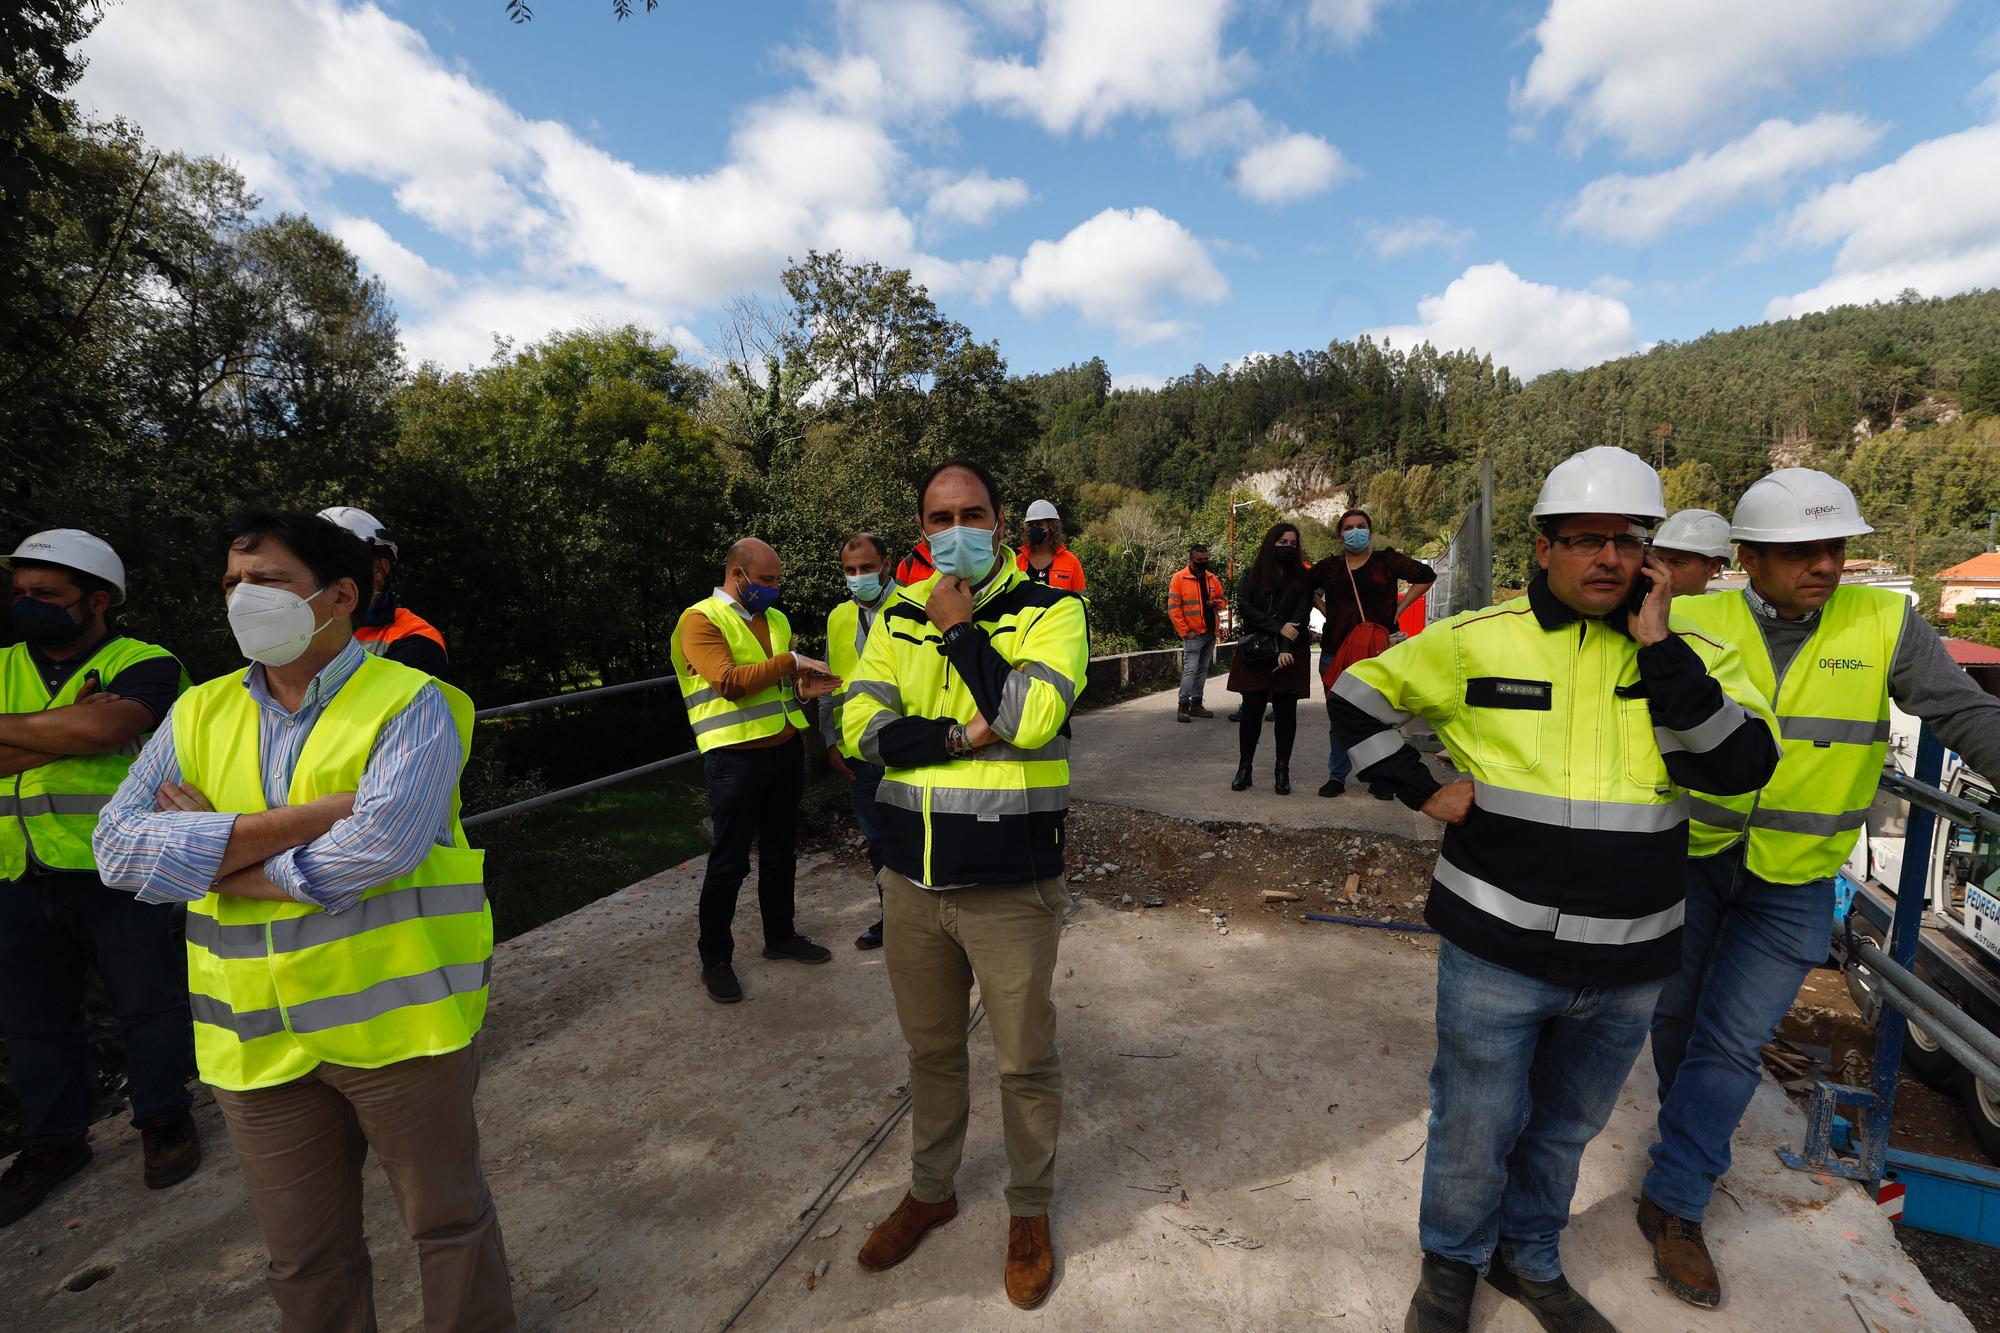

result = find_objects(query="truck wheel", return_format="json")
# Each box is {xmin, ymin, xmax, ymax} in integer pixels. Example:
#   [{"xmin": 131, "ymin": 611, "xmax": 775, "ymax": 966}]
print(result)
[
  {"xmin": 1904, "ymin": 1018, "xmax": 1962, "ymax": 1091},
  {"xmin": 1958, "ymin": 1075, "xmax": 2000, "ymax": 1164}
]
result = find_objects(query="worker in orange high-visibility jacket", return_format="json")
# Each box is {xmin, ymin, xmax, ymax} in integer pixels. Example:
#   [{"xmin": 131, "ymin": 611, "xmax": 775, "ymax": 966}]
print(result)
[
  {"xmin": 318, "ymin": 507, "xmax": 448, "ymax": 677},
  {"xmin": 1017, "ymin": 500, "xmax": 1086, "ymax": 593},
  {"xmin": 1168, "ymin": 542, "xmax": 1227, "ymax": 722}
]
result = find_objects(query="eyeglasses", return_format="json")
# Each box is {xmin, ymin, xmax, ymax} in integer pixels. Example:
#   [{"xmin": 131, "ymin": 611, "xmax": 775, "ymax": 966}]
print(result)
[{"xmin": 1549, "ymin": 533, "xmax": 1648, "ymax": 556}]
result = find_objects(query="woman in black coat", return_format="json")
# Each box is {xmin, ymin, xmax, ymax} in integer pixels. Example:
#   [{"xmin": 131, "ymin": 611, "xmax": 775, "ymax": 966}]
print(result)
[{"xmin": 1225, "ymin": 522, "xmax": 1314, "ymax": 794}]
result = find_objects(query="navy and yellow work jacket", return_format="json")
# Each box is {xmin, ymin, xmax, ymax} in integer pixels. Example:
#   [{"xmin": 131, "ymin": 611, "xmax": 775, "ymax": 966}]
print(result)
[
  {"xmin": 1328, "ymin": 574, "xmax": 1780, "ymax": 986},
  {"xmin": 839, "ymin": 551, "xmax": 1088, "ymax": 888}
]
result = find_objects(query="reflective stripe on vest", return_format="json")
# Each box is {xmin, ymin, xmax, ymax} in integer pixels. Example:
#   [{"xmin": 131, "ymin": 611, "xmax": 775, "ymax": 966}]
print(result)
[
  {"xmin": 1676, "ymin": 586, "xmax": 1905, "ymax": 884},
  {"xmin": 175, "ymin": 656, "xmax": 489, "ymax": 1092},
  {"xmin": 1, "ymin": 637, "xmax": 184, "ymax": 878},
  {"xmin": 670, "ymin": 598, "xmax": 810, "ymax": 752}
]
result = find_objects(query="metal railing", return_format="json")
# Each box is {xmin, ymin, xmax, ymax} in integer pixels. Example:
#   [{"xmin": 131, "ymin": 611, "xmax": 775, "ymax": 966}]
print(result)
[
  {"xmin": 459, "ymin": 641, "xmax": 1217, "ymax": 830},
  {"xmin": 1782, "ymin": 726, "xmax": 2000, "ymax": 1182}
]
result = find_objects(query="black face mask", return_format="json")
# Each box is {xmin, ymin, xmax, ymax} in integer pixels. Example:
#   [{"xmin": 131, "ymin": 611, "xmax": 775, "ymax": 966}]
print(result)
[
  {"xmin": 1191, "ymin": 559, "xmax": 1209, "ymax": 571},
  {"xmin": 11, "ymin": 596, "xmax": 87, "ymax": 649},
  {"xmin": 1274, "ymin": 546, "xmax": 1300, "ymax": 564}
]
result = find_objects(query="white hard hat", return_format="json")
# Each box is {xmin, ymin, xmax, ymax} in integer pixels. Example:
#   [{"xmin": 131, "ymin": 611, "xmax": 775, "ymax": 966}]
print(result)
[
  {"xmin": 1729, "ymin": 469, "xmax": 1872, "ymax": 544},
  {"xmin": 317, "ymin": 505, "xmax": 399, "ymax": 557},
  {"xmin": 1653, "ymin": 509, "xmax": 1734, "ymax": 559},
  {"xmin": 1531, "ymin": 446, "xmax": 1667, "ymax": 522},
  {"xmin": 3, "ymin": 529, "xmax": 127, "ymax": 603},
  {"xmin": 1025, "ymin": 499, "xmax": 1060, "ymax": 523}
]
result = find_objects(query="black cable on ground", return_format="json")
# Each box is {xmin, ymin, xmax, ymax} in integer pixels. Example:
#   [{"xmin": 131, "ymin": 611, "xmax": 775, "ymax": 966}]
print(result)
[
  {"xmin": 1303, "ymin": 912, "xmax": 1436, "ymax": 934},
  {"xmin": 716, "ymin": 1001, "xmax": 989, "ymax": 1332}
]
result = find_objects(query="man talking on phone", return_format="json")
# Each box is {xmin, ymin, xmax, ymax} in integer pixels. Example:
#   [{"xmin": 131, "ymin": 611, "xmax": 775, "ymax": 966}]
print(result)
[
  {"xmin": 1328, "ymin": 447, "xmax": 1779, "ymax": 1332},
  {"xmin": 672, "ymin": 537, "xmax": 841, "ymax": 1004}
]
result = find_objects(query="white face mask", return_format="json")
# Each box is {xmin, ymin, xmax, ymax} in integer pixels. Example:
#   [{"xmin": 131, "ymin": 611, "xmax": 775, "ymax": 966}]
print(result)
[{"xmin": 228, "ymin": 582, "xmax": 332, "ymax": 667}]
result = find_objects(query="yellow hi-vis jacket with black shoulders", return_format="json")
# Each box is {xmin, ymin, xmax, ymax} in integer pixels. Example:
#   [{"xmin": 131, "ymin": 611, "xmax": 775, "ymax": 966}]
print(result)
[
  {"xmin": 839, "ymin": 552, "xmax": 1088, "ymax": 887},
  {"xmin": 175, "ymin": 655, "xmax": 489, "ymax": 1092},
  {"xmin": 1327, "ymin": 573, "xmax": 1780, "ymax": 987},
  {"xmin": 670, "ymin": 596, "xmax": 811, "ymax": 753},
  {"xmin": 1677, "ymin": 585, "xmax": 1907, "ymax": 886},
  {"xmin": 1, "ymin": 636, "xmax": 187, "ymax": 879}
]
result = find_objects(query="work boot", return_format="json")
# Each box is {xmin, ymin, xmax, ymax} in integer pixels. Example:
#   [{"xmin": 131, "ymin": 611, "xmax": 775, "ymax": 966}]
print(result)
[
  {"xmin": 1638, "ymin": 1195, "xmax": 1720, "ymax": 1309},
  {"xmin": 141, "ymin": 1112, "xmax": 203, "ymax": 1191},
  {"xmin": 1318, "ymin": 778, "xmax": 1345, "ymax": 798},
  {"xmin": 1484, "ymin": 1262, "xmax": 1615, "ymax": 1332},
  {"xmin": 702, "ymin": 963, "xmax": 743, "ymax": 1003},
  {"xmin": 1190, "ymin": 703, "xmax": 1214, "ymax": 718},
  {"xmin": 1370, "ymin": 783, "xmax": 1395, "ymax": 801},
  {"xmin": 1231, "ymin": 762, "xmax": 1253, "ymax": 791},
  {"xmin": 1274, "ymin": 761, "xmax": 1292, "ymax": 796},
  {"xmin": 1177, "ymin": 701, "xmax": 1191, "ymax": 723},
  {"xmin": 1227, "ymin": 708, "xmax": 1243, "ymax": 722},
  {"xmin": 857, "ymin": 1192, "xmax": 957, "ymax": 1271},
  {"xmin": 855, "ymin": 922, "xmax": 884, "ymax": 950},
  {"xmin": 1005, "ymin": 1214, "xmax": 1055, "ymax": 1309},
  {"xmin": 1404, "ymin": 1253, "xmax": 1477, "ymax": 1332},
  {"xmin": 0, "ymin": 1143, "xmax": 93, "ymax": 1228},
  {"xmin": 763, "ymin": 934, "xmax": 832, "ymax": 964}
]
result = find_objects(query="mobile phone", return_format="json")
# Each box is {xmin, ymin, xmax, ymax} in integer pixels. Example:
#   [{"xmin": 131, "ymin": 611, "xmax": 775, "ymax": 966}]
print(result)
[{"xmin": 1626, "ymin": 552, "xmax": 1657, "ymax": 618}]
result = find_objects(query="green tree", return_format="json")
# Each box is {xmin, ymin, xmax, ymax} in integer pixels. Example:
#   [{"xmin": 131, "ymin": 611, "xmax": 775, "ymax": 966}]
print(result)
[
  {"xmin": 1964, "ymin": 352, "xmax": 2000, "ymax": 417},
  {"xmin": 1660, "ymin": 459, "xmax": 1723, "ymax": 512}
]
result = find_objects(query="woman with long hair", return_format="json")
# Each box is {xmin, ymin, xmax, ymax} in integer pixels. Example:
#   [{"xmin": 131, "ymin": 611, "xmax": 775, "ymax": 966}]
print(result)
[
  {"xmin": 1312, "ymin": 508, "xmax": 1435, "ymax": 798},
  {"xmin": 1225, "ymin": 522, "xmax": 1314, "ymax": 794}
]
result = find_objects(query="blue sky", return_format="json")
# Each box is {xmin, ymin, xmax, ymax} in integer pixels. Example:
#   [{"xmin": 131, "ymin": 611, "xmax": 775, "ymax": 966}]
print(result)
[{"xmin": 78, "ymin": 1, "xmax": 2000, "ymax": 386}]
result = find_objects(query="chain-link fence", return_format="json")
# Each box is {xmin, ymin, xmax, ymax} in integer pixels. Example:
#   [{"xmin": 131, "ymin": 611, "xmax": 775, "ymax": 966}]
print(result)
[{"xmin": 1427, "ymin": 456, "xmax": 1493, "ymax": 622}]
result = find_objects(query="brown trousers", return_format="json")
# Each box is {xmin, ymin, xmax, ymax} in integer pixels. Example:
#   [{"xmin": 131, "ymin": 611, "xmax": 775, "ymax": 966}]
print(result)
[
  {"xmin": 210, "ymin": 1042, "xmax": 515, "ymax": 1333},
  {"xmin": 881, "ymin": 868, "xmax": 1066, "ymax": 1215}
]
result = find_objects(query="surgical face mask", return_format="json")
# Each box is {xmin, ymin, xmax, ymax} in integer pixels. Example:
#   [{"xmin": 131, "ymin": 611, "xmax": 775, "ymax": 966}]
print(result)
[
  {"xmin": 734, "ymin": 575, "xmax": 781, "ymax": 616},
  {"xmin": 1342, "ymin": 527, "xmax": 1371, "ymax": 553},
  {"xmin": 1025, "ymin": 522, "xmax": 1051, "ymax": 548},
  {"xmin": 11, "ymin": 595, "xmax": 87, "ymax": 648},
  {"xmin": 228, "ymin": 582, "xmax": 332, "ymax": 667},
  {"xmin": 928, "ymin": 524, "xmax": 998, "ymax": 583},
  {"xmin": 845, "ymin": 572, "xmax": 884, "ymax": 603}
]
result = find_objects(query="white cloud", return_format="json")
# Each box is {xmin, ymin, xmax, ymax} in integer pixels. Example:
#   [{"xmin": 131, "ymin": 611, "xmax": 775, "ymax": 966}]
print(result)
[
  {"xmin": 1233, "ymin": 132, "xmax": 1353, "ymax": 204},
  {"xmin": 1111, "ymin": 371, "xmax": 1170, "ymax": 392},
  {"xmin": 909, "ymin": 252, "xmax": 1021, "ymax": 304},
  {"xmin": 1305, "ymin": 0, "xmax": 1395, "ymax": 47},
  {"xmin": 924, "ymin": 169, "xmax": 1032, "ymax": 229},
  {"xmin": 401, "ymin": 283, "xmax": 704, "ymax": 372},
  {"xmin": 973, "ymin": 0, "xmax": 1249, "ymax": 135},
  {"xmin": 1517, "ymin": 0, "xmax": 1951, "ymax": 155},
  {"xmin": 1364, "ymin": 216, "xmax": 1475, "ymax": 260},
  {"xmin": 329, "ymin": 215, "xmax": 456, "ymax": 307},
  {"xmin": 1365, "ymin": 261, "xmax": 1646, "ymax": 379},
  {"xmin": 1563, "ymin": 114, "xmax": 1884, "ymax": 244},
  {"xmin": 1169, "ymin": 97, "xmax": 1268, "ymax": 156},
  {"xmin": 1011, "ymin": 207, "xmax": 1227, "ymax": 343},
  {"xmin": 1974, "ymin": 69, "xmax": 2000, "ymax": 116},
  {"xmin": 1766, "ymin": 121, "xmax": 2000, "ymax": 318}
]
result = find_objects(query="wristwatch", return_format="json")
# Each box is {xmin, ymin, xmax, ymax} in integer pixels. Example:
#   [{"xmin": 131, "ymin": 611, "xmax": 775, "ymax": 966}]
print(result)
[{"xmin": 940, "ymin": 621, "xmax": 978, "ymax": 651}]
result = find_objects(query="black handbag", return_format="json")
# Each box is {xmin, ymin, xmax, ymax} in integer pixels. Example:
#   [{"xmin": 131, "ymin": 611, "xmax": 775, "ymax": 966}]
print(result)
[{"xmin": 1239, "ymin": 628, "xmax": 1281, "ymax": 663}]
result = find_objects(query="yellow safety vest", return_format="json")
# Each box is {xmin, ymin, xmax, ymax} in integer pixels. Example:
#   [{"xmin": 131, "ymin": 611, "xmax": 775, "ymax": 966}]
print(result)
[
  {"xmin": 1333, "ymin": 575, "xmax": 1777, "ymax": 985},
  {"xmin": 175, "ymin": 656, "xmax": 489, "ymax": 1092},
  {"xmin": 671, "ymin": 597, "xmax": 809, "ymax": 753},
  {"xmin": 1680, "ymin": 585, "xmax": 1906, "ymax": 885},
  {"xmin": 1, "ymin": 636, "xmax": 185, "ymax": 879},
  {"xmin": 840, "ymin": 556, "xmax": 1088, "ymax": 887}
]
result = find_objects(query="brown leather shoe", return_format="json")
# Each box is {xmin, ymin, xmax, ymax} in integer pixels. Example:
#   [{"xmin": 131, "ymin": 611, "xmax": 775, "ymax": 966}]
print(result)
[
  {"xmin": 1638, "ymin": 1194, "xmax": 1720, "ymax": 1308},
  {"xmin": 1005, "ymin": 1214, "xmax": 1055, "ymax": 1310},
  {"xmin": 141, "ymin": 1112, "xmax": 202, "ymax": 1190},
  {"xmin": 857, "ymin": 1192, "xmax": 957, "ymax": 1271}
]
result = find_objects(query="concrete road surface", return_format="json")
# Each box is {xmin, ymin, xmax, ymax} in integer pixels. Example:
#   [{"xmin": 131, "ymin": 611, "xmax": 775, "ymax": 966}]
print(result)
[{"xmin": 0, "ymin": 846, "xmax": 1968, "ymax": 1332}]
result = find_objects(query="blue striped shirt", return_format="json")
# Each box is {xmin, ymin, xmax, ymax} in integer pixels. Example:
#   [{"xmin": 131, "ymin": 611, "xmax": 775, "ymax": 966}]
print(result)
[{"xmin": 94, "ymin": 638, "xmax": 463, "ymax": 913}]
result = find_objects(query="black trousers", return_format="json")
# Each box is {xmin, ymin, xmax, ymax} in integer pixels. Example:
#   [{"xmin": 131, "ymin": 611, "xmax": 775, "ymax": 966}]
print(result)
[
  {"xmin": 1236, "ymin": 689, "xmax": 1297, "ymax": 766},
  {"xmin": 697, "ymin": 734, "xmax": 804, "ymax": 968}
]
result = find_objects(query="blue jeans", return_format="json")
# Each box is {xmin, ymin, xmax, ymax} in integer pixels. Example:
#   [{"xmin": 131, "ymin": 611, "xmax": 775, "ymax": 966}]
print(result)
[
  {"xmin": 1644, "ymin": 847, "xmax": 1832, "ymax": 1220},
  {"xmin": 1421, "ymin": 940, "xmax": 1663, "ymax": 1280},
  {"xmin": 1179, "ymin": 634, "xmax": 1215, "ymax": 706},
  {"xmin": 0, "ymin": 873, "xmax": 195, "ymax": 1146},
  {"xmin": 1320, "ymin": 649, "xmax": 1353, "ymax": 781},
  {"xmin": 848, "ymin": 760, "xmax": 887, "ymax": 928}
]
